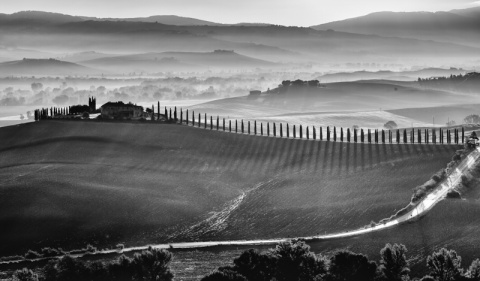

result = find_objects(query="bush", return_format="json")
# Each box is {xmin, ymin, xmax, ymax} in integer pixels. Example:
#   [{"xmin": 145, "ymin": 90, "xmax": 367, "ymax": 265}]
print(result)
[
  {"xmin": 24, "ymin": 250, "xmax": 42, "ymax": 260},
  {"xmin": 384, "ymin": 121, "xmax": 398, "ymax": 130}
]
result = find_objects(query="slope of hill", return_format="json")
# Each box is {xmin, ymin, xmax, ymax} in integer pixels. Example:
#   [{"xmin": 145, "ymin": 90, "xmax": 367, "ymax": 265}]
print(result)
[
  {"xmin": 0, "ymin": 121, "xmax": 459, "ymax": 256},
  {"xmin": 312, "ymin": 7, "xmax": 480, "ymax": 47},
  {"xmin": 318, "ymin": 68, "xmax": 470, "ymax": 83},
  {"xmin": 83, "ymin": 15, "xmax": 222, "ymax": 26},
  {"xmin": 81, "ymin": 50, "xmax": 276, "ymax": 73},
  {"xmin": 59, "ymin": 51, "xmax": 118, "ymax": 63},
  {"xmin": 0, "ymin": 58, "xmax": 100, "ymax": 77}
]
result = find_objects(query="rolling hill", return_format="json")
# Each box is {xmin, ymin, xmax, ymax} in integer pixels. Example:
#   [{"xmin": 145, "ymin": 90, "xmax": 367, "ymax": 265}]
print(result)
[
  {"xmin": 0, "ymin": 121, "xmax": 459, "ymax": 256},
  {"xmin": 312, "ymin": 7, "xmax": 480, "ymax": 48},
  {"xmin": 80, "ymin": 50, "xmax": 277, "ymax": 73},
  {"xmin": 0, "ymin": 58, "xmax": 100, "ymax": 77}
]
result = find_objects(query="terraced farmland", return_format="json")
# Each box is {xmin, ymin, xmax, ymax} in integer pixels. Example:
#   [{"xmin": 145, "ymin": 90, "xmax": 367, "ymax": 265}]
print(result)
[{"xmin": 0, "ymin": 121, "xmax": 460, "ymax": 256}]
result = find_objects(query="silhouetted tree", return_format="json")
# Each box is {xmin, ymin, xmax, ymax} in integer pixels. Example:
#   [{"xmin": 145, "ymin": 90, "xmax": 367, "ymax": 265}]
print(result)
[
  {"xmin": 274, "ymin": 123, "xmax": 276, "ymax": 137},
  {"xmin": 327, "ymin": 250, "xmax": 377, "ymax": 281},
  {"xmin": 327, "ymin": 126, "xmax": 330, "ymax": 141},
  {"xmin": 267, "ymin": 123, "xmax": 270, "ymax": 136},
  {"xmin": 333, "ymin": 127, "xmax": 336, "ymax": 142},
  {"xmin": 307, "ymin": 126, "xmax": 310, "ymax": 139},
  {"xmin": 132, "ymin": 247, "xmax": 174, "ymax": 281},
  {"xmin": 403, "ymin": 130, "xmax": 407, "ymax": 143},
  {"xmin": 300, "ymin": 125, "xmax": 303, "ymax": 139},
  {"xmin": 426, "ymin": 248, "xmax": 462, "ymax": 281},
  {"xmin": 378, "ymin": 244, "xmax": 410, "ymax": 281},
  {"xmin": 340, "ymin": 128, "xmax": 344, "ymax": 142},
  {"xmin": 280, "ymin": 123, "xmax": 283, "ymax": 137}
]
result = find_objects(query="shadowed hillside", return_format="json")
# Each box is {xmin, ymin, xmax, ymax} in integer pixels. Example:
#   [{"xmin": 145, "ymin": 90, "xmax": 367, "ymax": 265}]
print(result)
[
  {"xmin": 0, "ymin": 58, "xmax": 100, "ymax": 77},
  {"xmin": 0, "ymin": 121, "xmax": 458, "ymax": 256}
]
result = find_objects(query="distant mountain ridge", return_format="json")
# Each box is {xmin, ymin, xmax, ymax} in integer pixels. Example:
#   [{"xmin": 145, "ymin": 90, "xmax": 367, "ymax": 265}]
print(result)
[{"xmin": 311, "ymin": 6, "xmax": 480, "ymax": 47}]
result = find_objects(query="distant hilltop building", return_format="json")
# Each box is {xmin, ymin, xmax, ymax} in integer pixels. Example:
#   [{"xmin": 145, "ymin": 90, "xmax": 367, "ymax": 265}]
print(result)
[
  {"xmin": 88, "ymin": 96, "xmax": 96, "ymax": 112},
  {"xmin": 101, "ymin": 101, "xmax": 143, "ymax": 120},
  {"xmin": 249, "ymin": 90, "xmax": 262, "ymax": 96}
]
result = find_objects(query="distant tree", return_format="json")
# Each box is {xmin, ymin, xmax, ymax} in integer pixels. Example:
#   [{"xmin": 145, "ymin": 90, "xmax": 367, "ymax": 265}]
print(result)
[
  {"xmin": 384, "ymin": 121, "xmax": 398, "ymax": 130},
  {"xmin": 327, "ymin": 250, "xmax": 377, "ymax": 281},
  {"xmin": 463, "ymin": 115, "xmax": 480, "ymax": 124},
  {"xmin": 12, "ymin": 268, "xmax": 39, "ymax": 281},
  {"xmin": 132, "ymin": 247, "xmax": 174, "ymax": 281},
  {"xmin": 378, "ymin": 244, "xmax": 410, "ymax": 281},
  {"xmin": 466, "ymin": 259, "xmax": 480, "ymax": 280},
  {"xmin": 426, "ymin": 248, "xmax": 462, "ymax": 281}
]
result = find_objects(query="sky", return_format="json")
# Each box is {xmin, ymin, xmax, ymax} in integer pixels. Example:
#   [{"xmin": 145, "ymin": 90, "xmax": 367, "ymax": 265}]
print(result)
[{"xmin": 2, "ymin": 0, "xmax": 480, "ymax": 26}]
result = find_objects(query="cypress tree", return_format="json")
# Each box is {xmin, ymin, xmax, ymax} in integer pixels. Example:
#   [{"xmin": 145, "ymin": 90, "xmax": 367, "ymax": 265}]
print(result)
[
  {"xmin": 223, "ymin": 118, "xmax": 225, "ymax": 131},
  {"xmin": 368, "ymin": 129, "xmax": 371, "ymax": 143},
  {"xmin": 361, "ymin": 129, "xmax": 364, "ymax": 143},
  {"xmin": 186, "ymin": 110, "xmax": 189, "ymax": 125},
  {"xmin": 313, "ymin": 126, "xmax": 316, "ymax": 140},
  {"xmin": 267, "ymin": 123, "xmax": 270, "ymax": 136},
  {"xmin": 354, "ymin": 129, "xmax": 357, "ymax": 143},
  {"xmin": 462, "ymin": 127, "xmax": 465, "ymax": 143},
  {"xmin": 192, "ymin": 111, "xmax": 195, "ymax": 126},
  {"xmin": 375, "ymin": 130, "xmax": 378, "ymax": 143},
  {"xmin": 340, "ymin": 128, "xmax": 344, "ymax": 142},
  {"xmin": 280, "ymin": 123, "xmax": 283, "ymax": 137},
  {"xmin": 411, "ymin": 129, "xmax": 414, "ymax": 144},
  {"xmin": 307, "ymin": 126, "xmax": 310, "ymax": 140},
  {"xmin": 248, "ymin": 121, "xmax": 250, "ymax": 134},
  {"xmin": 261, "ymin": 123, "xmax": 263, "ymax": 136},
  {"xmin": 210, "ymin": 116, "xmax": 213, "ymax": 130},
  {"xmin": 273, "ymin": 123, "xmax": 276, "ymax": 137},
  {"xmin": 418, "ymin": 129, "xmax": 421, "ymax": 143},
  {"xmin": 229, "ymin": 120, "xmax": 232, "ymax": 132},
  {"xmin": 205, "ymin": 113, "xmax": 207, "ymax": 129},
  {"xmin": 158, "ymin": 101, "xmax": 160, "ymax": 121},
  {"xmin": 333, "ymin": 127, "xmax": 336, "ymax": 142},
  {"xmin": 382, "ymin": 130, "xmax": 385, "ymax": 143},
  {"xmin": 347, "ymin": 128, "xmax": 351, "ymax": 142},
  {"xmin": 180, "ymin": 110, "xmax": 183, "ymax": 124},
  {"xmin": 199, "ymin": 113, "xmax": 201, "ymax": 128},
  {"xmin": 327, "ymin": 126, "xmax": 330, "ymax": 141},
  {"xmin": 236, "ymin": 120, "xmax": 238, "ymax": 133},
  {"xmin": 217, "ymin": 116, "xmax": 219, "ymax": 130},
  {"xmin": 169, "ymin": 108, "xmax": 172, "ymax": 121},
  {"xmin": 287, "ymin": 124, "xmax": 289, "ymax": 138},
  {"xmin": 300, "ymin": 125, "xmax": 303, "ymax": 139},
  {"xmin": 320, "ymin": 127, "xmax": 323, "ymax": 141},
  {"xmin": 242, "ymin": 120, "xmax": 244, "ymax": 133},
  {"xmin": 293, "ymin": 125, "xmax": 296, "ymax": 139},
  {"xmin": 403, "ymin": 130, "xmax": 407, "ymax": 143},
  {"xmin": 174, "ymin": 107, "xmax": 177, "ymax": 121},
  {"xmin": 254, "ymin": 121, "xmax": 257, "ymax": 135}
]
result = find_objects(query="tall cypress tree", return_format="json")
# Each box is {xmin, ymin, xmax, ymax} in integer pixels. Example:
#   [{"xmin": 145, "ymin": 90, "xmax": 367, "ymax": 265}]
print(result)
[
  {"xmin": 199, "ymin": 113, "xmax": 201, "ymax": 128},
  {"xmin": 248, "ymin": 121, "xmax": 250, "ymax": 134},
  {"xmin": 382, "ymin": 130, "xmax": 385, "ymax": 143},
  {"xmin": 235, "ymin": 120, "xmax": 238, "ymax": 133},
  {"xmin": 223, "ymin": 118, "xmax": 225, "ymax": 131},
  {"xmin": 340, "ymin": 128, "xmax": 344, "ymax": 142},
  {"xmin": 273, "ymin": 123, "xmax": 276, "ymax": 137},
  {"xmin": 180, "ymin": 110, "xmax": 183, "ymax": 124},
  {"xmin": 186, "ymin": 109, "xmax": 189, "ymax": 125},
  {"xmin": 313, "ymin": 126, "xmax": 316, "ymax": 140},
  {"xmin": 462, "ymin": 127, "xmax": 465, "ymax": 143},
  {"xmin": 210, "ymin": 116, "xmax": 213, "ymax": 130},
  {"xmin": 287, "ymin": 124, "xmax": 289, "ymax": 138},
  {"xmin": 280, "ymin": 123, "xmax": 283, "ymax": 137},
  {"xmin": 205, "ymin": 113, "xmax": 207, "ymax": 129},
  {"xmin": 327, "ymin": 126, "xmax": 330, "ymax": 141},
  {"xmin": 347, "ymin": 128, "xmax": 351, "ymax": 142},
  {"xmin": 368, "ymin": 129, "xmax": 371, "ymax": 143},
  {"xmin": 267, "ymin": 123, "xmax": 270, "ymax": 136},
  {"xmin": 333, "ymin": 127, "xmax": 336, "ymax": 142},
  {"xmin": 241, "ymin": 120, "xmax": 244, "ymax": 133},
  {"xmin": 320, "ymin": 127, "xmax": 323, "ymax": 141},
  {"xmin": 229, "ymin": 120, "xmax": 232, "ymax": 132},
  {"xmin": 403, "ymin": 130, "xmax": 407, "ymax": 143},
  {"xmin": 254, "ymin": 121, "xmax": 257, "ymax": 135},
  {"xmin": 293, "ymin": 125, "xmax": 296, "ymax": 139},
  {"xmin": 174, "ymin": 107, "xmax": 177, "ymax": 121},
  {"xmin": 307, "ymin": 126, "xmax": 310, "ymax": 140},
  {"xmin": 354, "ymin": 129, "xmax": 357, "ymax": 143},
  {"xmin": 418, "ymin": 129, "xmax": 421, "ymax": 143},
  {"xmin": 217, "ymin": 116, "xmax": 219, "ymax": 130},
  {"xmin": 169, "ymin": 108, "xmax": 172, "ymax": 121},
  {"xmin": 300, "ymin": 125, "xmax": 303, "ymax": 139},
  {"xmin": 192, "ymin": 111, "xmax": 195, "ymax": 126},
  {"xmin": 261, "ymin": 123, "xmax": 263, "ymax": 136},
  {"xmin": 158, "ymin": 101, "xmax": 160, "ymax": 121}
]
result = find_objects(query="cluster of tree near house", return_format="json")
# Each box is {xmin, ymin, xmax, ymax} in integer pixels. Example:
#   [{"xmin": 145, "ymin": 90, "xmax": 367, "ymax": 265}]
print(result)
[{"xmin": 2, "ymin": 240, "xmax": 480, "ymax": 281}]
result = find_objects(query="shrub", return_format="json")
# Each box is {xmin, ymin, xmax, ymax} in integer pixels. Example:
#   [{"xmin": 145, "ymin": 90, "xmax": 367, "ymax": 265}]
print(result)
[
  {"xmin": 108, "ymin": 255, "xmax": 136, "ymax": 281},
  {"xmin": 232, "ymin": 249, "xmax": 276, "ymax": 281},
  {"xmin": 426, "ymin": 248, "xmax": 462, "ymax": 281},
  {"xmin": 384, "ymin": 121, "xmax": 398, "ymax": 130},
  {"xmin": 24, "ymin": 250, "xmax": 42, "ymax": 260}
]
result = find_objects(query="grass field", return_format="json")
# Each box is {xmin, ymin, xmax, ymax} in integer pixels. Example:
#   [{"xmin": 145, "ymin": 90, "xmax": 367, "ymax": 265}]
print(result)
[{"xmin": 0, "ymin": 121, "xmax": 460, "ymax": 257}]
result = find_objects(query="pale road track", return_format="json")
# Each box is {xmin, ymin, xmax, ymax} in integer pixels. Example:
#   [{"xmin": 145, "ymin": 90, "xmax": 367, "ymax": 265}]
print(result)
[{"xmin": 2, "ymin": 147, "xmax": 479, "ymax": 264}]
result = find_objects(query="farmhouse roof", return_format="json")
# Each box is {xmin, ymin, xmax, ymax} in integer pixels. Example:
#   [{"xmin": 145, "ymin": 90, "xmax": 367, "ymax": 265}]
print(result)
[{"xmin": 101, "ymin": 101, "xmax": 142, "ymax": 108}]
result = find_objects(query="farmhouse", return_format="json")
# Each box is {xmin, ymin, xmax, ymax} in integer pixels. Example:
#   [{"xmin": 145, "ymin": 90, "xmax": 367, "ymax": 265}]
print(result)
[{"xmin": 100, "ymin": 101, "xmax": 143, "ymax": 119}]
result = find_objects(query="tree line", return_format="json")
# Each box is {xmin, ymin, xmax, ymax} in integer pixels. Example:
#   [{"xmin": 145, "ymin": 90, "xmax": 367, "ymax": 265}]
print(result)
[{"xmin": 3, "ymin": 241, "xmax": 480, "ymax": 281}]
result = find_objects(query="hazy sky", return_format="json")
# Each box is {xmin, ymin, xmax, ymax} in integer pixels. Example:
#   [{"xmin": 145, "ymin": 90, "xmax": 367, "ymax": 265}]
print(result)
[{"xmin": 2, "ymin": 0, "xmax": 480, "ymax": 26}]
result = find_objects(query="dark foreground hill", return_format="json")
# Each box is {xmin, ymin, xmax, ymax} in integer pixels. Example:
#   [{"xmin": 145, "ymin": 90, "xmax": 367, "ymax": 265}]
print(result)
[{"xmin": 0, "ymin": 121, "xmax": 458, "ymax": 256}]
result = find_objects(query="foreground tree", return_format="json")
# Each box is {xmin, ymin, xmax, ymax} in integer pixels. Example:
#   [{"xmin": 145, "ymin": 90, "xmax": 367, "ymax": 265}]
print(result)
[
  {"xmin": 133, "ymin": 247, "xmax": 174, "ymax": 281},
  {"xmin": 232, "ymin": 249, "xmax": 276, "ymax": 281},
  {"xmin": 327, "ymin": 250, "xmax": 377, "ymax": 281},
  {"xmin": 378, "ymin": 244, "xmax": 410, "ymax": 281},
  {"xmin": 426, "ymin": 248, "xmax": 462, "ymax": 281},
  {"xmin": 466, "ymin": 259, "xmax": 480, "ymax": 280}
]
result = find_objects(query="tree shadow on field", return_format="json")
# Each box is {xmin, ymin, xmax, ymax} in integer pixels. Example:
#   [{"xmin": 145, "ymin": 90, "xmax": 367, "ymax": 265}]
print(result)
[
  {"xmin": 361, "ymin": 143, "xmax": 365, "ymax": 171},
  {"xmin": 322, "ymin": 141, "xmax": 331, "ymax": 176},
  {"xmin": 346, "ymin": 143, "xmax": 351, "ymax": 174},
  {"xmin": 338, "ymin": 142, "xmax": 344, "ymax": 175}
]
